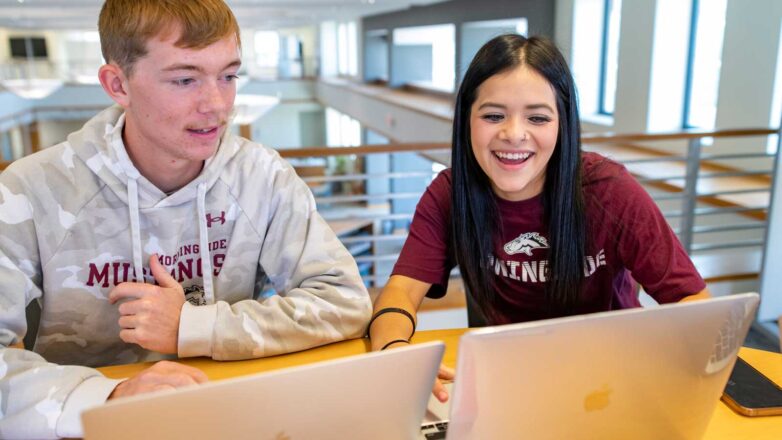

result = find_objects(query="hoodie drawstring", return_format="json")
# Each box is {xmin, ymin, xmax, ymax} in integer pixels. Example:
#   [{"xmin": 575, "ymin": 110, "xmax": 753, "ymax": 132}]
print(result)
[
  {"xmin": 128, "ymin": 178, "xmax": 144, "ymax": 283},
  {"xmin": 128, "ymin": 179, "xmax": 214, "ymax": 305},
  {"xmin": 197, "ymin": 183, "xmax": 215, "ymax": 304}
]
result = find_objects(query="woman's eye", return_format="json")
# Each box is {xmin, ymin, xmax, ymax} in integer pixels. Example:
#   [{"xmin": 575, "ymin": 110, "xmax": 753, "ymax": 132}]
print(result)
[
  {"xmin": 529, "ymin": 115, "xmax": 551, "ymax": 124},
  {"xmin": 482, "ymin": 114, "xmax": 504, "ymax": 122},
  {"xmin": 224, "ymin": 74, "xmax": 239, "ymax": 82}
]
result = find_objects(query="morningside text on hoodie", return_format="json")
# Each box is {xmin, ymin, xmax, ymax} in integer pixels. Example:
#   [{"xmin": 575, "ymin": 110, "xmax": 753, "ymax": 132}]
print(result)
[{"xmin": 0, "ymin": 106, "xmax": 373, "ymax": 439}]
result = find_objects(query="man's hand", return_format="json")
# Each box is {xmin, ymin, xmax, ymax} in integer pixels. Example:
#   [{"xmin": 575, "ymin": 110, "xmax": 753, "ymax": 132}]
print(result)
[
  {"xmin": 433, "ymin": 364, "xmax": 455, "ymax": 403},
  {"xmin": 108, "ymin": 360, "xmax": 208, "ymax": 400},
  {"xmin": 109, "ymin": 254, "xmax": 186, "ymax": 354}
]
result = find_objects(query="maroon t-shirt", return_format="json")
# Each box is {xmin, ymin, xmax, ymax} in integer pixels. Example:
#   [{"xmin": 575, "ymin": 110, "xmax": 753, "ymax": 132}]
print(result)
[{"xmin": 392, "ymin": 152, "xmax": 706, "ymax": 324}]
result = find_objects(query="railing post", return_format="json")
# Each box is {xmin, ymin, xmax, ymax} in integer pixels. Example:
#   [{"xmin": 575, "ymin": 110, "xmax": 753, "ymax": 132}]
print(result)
[
  {"xmin": 758, "ymin": 123, "xmax": 782, "ymax": 325},
  {"xmin": 679, "ymin": 137, "xmax": 702, "ymax": 253}
]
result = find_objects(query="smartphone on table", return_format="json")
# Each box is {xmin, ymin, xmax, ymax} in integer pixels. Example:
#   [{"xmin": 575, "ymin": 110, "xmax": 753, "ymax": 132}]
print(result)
[{"xmin": 722, "ymin": 356, "xmax": 782, "ymax": 417}]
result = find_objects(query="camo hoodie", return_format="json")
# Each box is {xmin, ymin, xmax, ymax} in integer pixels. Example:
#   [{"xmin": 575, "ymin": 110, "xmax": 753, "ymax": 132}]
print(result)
[{"xmin": 0, "ymin": 105, "xmax": 372, "ymax": 439}]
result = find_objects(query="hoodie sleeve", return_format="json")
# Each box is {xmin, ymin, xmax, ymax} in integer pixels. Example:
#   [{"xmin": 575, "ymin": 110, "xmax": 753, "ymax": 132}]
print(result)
[
  {"xmin": 0, "ymin": 175, "xmax": 121, "ymax": 439},
  {"xmin": 177, "ymin": 154, "xmax": 372, "ymax": 360}
]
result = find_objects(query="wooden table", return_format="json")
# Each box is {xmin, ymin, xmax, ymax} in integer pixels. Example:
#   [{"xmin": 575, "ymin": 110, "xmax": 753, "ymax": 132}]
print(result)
[{"xmin": 98, "ymin": 329, "xmax": 782, "ymax": 439}]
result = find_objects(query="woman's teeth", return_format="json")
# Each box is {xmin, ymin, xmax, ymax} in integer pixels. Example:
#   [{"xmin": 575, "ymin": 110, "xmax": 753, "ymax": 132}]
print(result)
[{"xmin": 495, "ymin": 151, "xmax": 531, "ymax": 160}]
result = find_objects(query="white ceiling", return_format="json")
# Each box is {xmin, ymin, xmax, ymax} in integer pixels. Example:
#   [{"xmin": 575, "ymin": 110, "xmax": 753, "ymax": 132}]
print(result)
[{"xmin": 0, "ymin": 0, "xmax": 448, "ymax": 30}]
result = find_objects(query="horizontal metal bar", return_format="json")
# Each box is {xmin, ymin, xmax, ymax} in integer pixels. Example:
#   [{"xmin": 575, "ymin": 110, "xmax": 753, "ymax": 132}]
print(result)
[
  {"xmin": 316, "ymin": 192, "xmax": 422, "ymax": 204},
  {"xmin": 693, "ymin": 205, "xmax": 767, "ymax": 216},
  {"xmin": 698, "ymin": 170, "xmax": 772, "ymax": 179},
  {"xmin": 690, "ymin": 239, "xmax": 765, "ymax": 252},
  {"xmin": 341, "ymin": 234, "xmax": 408, "ymax": 244},
  {"xmin": 354, "ymin": 254, "xmax": 402, "ymax": 263},
  {"xmin": 650, "ymin": 193, "xmax": 685, "ymax": 202},
  {"xmin": 637, "ymin": 176, "xmax": 686, "ymax": 184},
  {"xmin": 691, "ymin": 223, "xmax": 767, "ymax": 234},
  {"xmin": 302, "ymin": 171, "xmax": 436, "ymax": 183},
  {"xmin": 694, "ymin": 188, "xmax": 769, "ymax": 197},
  {"xmin": 321, "ymin": 214, "xmax": 414, "ymax": 224},
  {"xmin": 621, "ymin": 156, "xmax": 687, "ymax": 165},
  {"xmin": 583, "ymin": 128, "xmax": 777, "ymax": 144},
  {"xmin": 700, "ymin": 152, "xmax": 775, "ymax": 161}
]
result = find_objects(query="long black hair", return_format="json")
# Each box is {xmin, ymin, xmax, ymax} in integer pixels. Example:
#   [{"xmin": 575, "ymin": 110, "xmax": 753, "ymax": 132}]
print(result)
[{"xmin": 451, "ymin": 34, "xmax": 585, "ymax": 321}]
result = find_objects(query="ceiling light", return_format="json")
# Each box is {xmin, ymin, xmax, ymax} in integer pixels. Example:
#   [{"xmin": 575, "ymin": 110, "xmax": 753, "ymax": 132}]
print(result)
[{"xmin": 1, "ymin": 78, "xmax": 64, "ymax": 100}]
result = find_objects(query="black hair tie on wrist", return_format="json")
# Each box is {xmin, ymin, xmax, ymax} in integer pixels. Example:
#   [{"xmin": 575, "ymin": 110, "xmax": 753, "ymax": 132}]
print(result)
[
  {"xmin": 366, "ymin": 307, "xmax": 416, "ymax": 339},
  {"xmin": 381, "ymin": 339, "xmax": 411, "ymax": 350}
]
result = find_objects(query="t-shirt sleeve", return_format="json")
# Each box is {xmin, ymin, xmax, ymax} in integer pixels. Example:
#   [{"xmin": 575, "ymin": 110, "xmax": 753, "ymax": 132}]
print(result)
[
  {"xmin": 593, "ymin": 164, "xmax": 706, "ymax": 303},
  {"xmin": 391, "ymin": 171, "xmax": 454, "ymax": 298}
]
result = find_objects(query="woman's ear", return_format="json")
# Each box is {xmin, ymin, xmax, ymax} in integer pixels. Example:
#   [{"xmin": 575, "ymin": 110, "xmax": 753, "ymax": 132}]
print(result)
[{"xmin": 98, "ymin": 63, "xmax": 130, "ymax": 108}]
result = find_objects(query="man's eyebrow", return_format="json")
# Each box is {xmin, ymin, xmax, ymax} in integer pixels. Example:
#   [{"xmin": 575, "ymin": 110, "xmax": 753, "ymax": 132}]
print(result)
[{"xmin": 161, "ymin": 59, "xmax": 242, "ymax": 73}]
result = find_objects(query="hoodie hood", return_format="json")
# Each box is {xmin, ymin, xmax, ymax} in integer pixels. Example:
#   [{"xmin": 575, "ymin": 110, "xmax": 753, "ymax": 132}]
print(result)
[
  {"xmin": 68, "ymin": 105, "xmax": 240, "ymax": 209},
  {"xmin": 65, "ymin": 105, "xmax": 239, "ymax": 301}
]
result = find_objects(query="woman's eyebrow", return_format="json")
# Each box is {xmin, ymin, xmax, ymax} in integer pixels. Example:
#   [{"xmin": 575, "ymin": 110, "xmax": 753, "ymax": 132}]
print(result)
[
  {"xmin": 476, "ymin": 102, "xmax": 555, "ymax": 112},
  {"xmin": 525, "ymin": 103, "xmax": 555, "ymax": 112},
  {"xmin": 476, "ymin": 102, "xmax": 506, "ymax": 110}
]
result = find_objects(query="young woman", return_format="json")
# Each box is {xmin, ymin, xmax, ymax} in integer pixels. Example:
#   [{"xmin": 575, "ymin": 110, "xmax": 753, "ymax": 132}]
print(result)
[{"xmin": 367, "ymin": 34, "xmax": 709, "ymax": 401}]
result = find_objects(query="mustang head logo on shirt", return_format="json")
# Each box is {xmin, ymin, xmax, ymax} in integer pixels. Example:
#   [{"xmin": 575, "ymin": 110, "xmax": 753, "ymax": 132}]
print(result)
[{"xmin": 504, "ymin": 232, "xmax": 549, "ymax": 256}]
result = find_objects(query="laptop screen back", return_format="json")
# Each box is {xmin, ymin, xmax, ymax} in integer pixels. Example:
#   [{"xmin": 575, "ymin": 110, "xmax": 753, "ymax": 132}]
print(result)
[
  {"xmin": 83, "ymin": 341, "xmax": 444, "ymax": 440},
  {"xmin": 446, "ymin": 293, "xmax": 759, "ymax": 440}
]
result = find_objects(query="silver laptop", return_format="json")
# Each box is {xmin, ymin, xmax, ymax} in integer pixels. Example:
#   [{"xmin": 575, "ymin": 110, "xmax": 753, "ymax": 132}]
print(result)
[
  {"xmin": 82, "ymin": 341, "xmax": 444, "ymax": 440},
  {"xmin": 421, "ymin": 292, "xmax": 760, "ymax": 440}
]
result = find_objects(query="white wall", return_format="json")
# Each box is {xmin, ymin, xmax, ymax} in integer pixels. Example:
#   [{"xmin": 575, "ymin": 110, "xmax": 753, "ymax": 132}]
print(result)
[
  {"xmin": 316, "ymin": 81, "xmax": 452, "ymax": 143},
  {"xmin": 38, "ymin": 120, "xmax": 84, "ymax": 148},
  {"xmin": 610, "ymin": 0, "xmax": 657, "ymax": 133},
  {"xmin": 278, "ymin": 25, "xmax": 320, "ymax": 77},
  {"xmin": 713, "ymin": 0, "xmax": 782, "ymax": 155}
]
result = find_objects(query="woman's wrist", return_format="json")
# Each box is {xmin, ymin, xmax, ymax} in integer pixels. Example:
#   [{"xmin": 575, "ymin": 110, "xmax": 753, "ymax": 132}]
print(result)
[{"xmin": 381, "ymin": 339, "xmax": 411, "ymax": 350}]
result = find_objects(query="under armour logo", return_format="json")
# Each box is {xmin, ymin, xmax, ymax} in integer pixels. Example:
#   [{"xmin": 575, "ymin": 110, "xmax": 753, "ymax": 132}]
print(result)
[{"xmin": 206, "ymin": 211, "xmax": 226, "ymax": 227}]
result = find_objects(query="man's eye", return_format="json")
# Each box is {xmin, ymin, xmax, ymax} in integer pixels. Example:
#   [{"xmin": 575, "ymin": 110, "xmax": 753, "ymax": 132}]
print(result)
[
  {"xmin": 173, "ymin": 78, "xmax": 195, "ymax": 86},
  {"xmin": 224, "ymin": 74, "xmax": 239, "ymax": 82}
]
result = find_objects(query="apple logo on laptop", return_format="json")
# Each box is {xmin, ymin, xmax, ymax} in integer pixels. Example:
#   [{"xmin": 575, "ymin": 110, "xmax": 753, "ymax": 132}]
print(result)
[{"xmin": 584, "ymin": 384, "xmax": 612, "ymax": 412}]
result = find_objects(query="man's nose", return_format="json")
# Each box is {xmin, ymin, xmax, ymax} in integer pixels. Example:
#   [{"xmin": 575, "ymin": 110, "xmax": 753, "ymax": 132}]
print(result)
[{"xmin": 198, "ymin": 81, "xmax": 232, "ymax": 115}]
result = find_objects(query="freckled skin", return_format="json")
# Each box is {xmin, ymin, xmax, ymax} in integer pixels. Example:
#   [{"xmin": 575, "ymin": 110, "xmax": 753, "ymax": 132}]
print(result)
[{"xmin": 117, "ymin": 32, "xmax": 241, "ymax": 192}]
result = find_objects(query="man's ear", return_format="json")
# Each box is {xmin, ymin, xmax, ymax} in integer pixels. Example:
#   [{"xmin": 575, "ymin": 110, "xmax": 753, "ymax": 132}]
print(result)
[{"xmin": 98, "ymin": 63, "xmax": 131, "ymax": 108}]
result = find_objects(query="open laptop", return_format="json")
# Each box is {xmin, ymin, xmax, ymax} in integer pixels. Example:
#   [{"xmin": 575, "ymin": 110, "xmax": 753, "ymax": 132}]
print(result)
[
  {"xmin": 82, "ymin": 341, "xmax": 444, "ymax": 440},
  {"xmin": 420, "ymin": 292, "xmax": 760, "ymax": 440}
]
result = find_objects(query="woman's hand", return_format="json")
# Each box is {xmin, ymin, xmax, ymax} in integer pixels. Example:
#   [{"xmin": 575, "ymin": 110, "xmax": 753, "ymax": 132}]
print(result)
[{"xmin": 433, "ymin": 364, "xmax": 455, "ymax": 402}]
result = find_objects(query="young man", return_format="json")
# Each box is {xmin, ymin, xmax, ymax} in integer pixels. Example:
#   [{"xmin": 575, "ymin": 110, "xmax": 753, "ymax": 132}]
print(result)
[{"xmin": 0, "ymin": 1, "xmax": 371, "ymax": 438}]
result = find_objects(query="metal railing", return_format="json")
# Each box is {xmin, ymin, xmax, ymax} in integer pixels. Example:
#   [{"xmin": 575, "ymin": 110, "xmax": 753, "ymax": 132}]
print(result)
[
  {"xmin": 0, "ymin": 104, "xmax": 776, "ymax": 288},
  {"xmin": 280, "ymin": 127, "xmax": 779, "ymax": 287}
]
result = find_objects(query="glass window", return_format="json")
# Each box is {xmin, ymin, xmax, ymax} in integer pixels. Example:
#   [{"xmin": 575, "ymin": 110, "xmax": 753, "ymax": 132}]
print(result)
[
  {"xmin": 683, "ymin": 0, "xmax": 728, "ymax": 129},
  {"xmin": 460, "ymin": 18, "xmax": 528, "ymax": 81},
  {"xmin": 320, "ymin": 22, "xmax": 339, "ymax": 77},
  {"xmin": 338, "ymin": 23, "xmax": 348, "ymax": 75},
  {"xmin": 64, "ymin": 31, "xmax": 102, "ymax": 83},
  {"xmin": 768, "ymin": 22, "xmax": 782, "ymax": 154},
  {"xmin": 326, "ymin": 108, "xmax": 361, "ymax": 147},
  {"xmin": 599, "ymin": 0, "xmax": 622, "ymax": 115},
  {"xmin": 253, "ymin": 31, "xmax": 280, "ymax": 79},
  {"xmin": 337, "ymin": 21, "xmax": 358, "ymax": 77},
  {"xmin": 392, "ymin": 24, "xmax": 455, "ymax": 92},
  {"xmin": 571, "ymin": 0, "xmax": 609, "ymax": 117}
]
